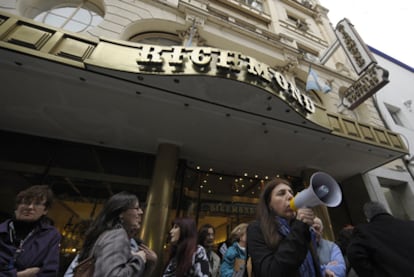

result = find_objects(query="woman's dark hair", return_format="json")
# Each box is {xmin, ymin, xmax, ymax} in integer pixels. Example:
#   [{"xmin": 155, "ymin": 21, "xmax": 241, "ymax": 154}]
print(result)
[
  {"xmin": 197, "ymin": 223, "xmax": 214, "ymax": 247},
  {"xmin": 15, "ymin": 185, "xmax": 54, "ymax": 209},
  {"xmin": 78, "ymin": 191, "xmax": 138, "ymax": 261},
  {"xmin": 167, "ymin": 217, "xmax": 198, "ymax": 276},
  {"xmin": 257, "ymin": 177, "xmax": 292, "ymax": 250}
]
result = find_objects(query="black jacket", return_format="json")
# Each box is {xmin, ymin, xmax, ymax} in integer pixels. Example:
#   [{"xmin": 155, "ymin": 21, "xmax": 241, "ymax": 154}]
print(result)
[
  {"xmin": 247, "ymin": 220, "xmax": 321, "ymax": 277},
  {"xmin": 347, "ymin": 213, "xmax": 414, "ymax": 277}
]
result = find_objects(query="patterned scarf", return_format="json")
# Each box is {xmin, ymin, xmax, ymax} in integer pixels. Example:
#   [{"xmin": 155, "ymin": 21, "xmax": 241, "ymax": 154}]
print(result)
[{"xmin": 277, "ymin": 217, "xmax": 316, "ymax": 277}]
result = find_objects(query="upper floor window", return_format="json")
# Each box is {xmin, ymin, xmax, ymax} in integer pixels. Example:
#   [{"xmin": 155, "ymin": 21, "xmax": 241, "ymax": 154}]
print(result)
[
  {"xmin": 34, "ymin": 2, "xmax": 104, "ymax": 33},
  {"xmin": 287, "ymin": 13, "xmax": 308, "ymax": 31},
  {"xmin": 246, "ymin": 0, "xmax": 264, "ymax": 11},
  {"xmin": 385, "ymin": 103, "xmax": 405, "ymax": 127},
  {"xmin": 129, "ymin": 32, "xmax": 182, "ymax": 46},
  {"xmin": 233, "ymin": 0, "xmax": 264, "ymax": 12},
  {"xmin": 291, "ymin": 0, "xmax": 314, "ymax": 9},
  {"xmin": 298, "ymin": 44, "xmax": 319, "ymax": 62}
]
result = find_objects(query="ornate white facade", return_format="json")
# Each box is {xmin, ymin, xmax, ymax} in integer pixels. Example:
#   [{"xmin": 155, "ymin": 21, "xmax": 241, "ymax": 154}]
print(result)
[{"xmin": 367, "ymin": 46, "xmax": 414, "ymax": 219}]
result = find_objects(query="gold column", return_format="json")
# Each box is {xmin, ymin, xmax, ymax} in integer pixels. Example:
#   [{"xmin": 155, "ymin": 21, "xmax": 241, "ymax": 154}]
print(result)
[
  {"xmin": 313, "ymin": 205, "xmax": 335, "ymax": 241},
  {"xmin": 140, "ymin": 143, "xmax": 179, "ymax": 276}
]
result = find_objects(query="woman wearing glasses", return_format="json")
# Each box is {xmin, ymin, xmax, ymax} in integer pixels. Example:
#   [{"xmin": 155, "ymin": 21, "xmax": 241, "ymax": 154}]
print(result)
[
  {"xmin": 73, "ymin": 191, "xmax": 156, "ymax": 277},
  {"xmin": 0, "ymin": 185, "xmax": 61, "ymax": 277}
]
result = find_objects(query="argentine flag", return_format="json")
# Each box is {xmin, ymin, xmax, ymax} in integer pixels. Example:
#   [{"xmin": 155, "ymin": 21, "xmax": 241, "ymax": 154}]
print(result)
[{"xmin": 306, "ymin": 67, "xmax": 331, "ymax": 93}]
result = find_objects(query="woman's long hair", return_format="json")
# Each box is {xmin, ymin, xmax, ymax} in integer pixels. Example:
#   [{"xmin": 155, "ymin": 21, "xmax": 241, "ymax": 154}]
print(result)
[
  {"xmin": 78, "ymin": 191, "xmax": 138, "ymax": 261},
  {"xmin": 168, "ymin": 217, "xmax": 198, "ymax": 276},
  {"xmin": 197, "ymin": 223, "xmax": 214, "ymax": 247},
  {"xmin": 257, "ymin": 177, "xmax": 292, "ymax": 250}
]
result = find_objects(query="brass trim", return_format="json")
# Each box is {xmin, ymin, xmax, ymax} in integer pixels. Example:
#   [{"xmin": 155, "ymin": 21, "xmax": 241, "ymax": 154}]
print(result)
[{"xmin": 0, "ymin": 11, "xmax": 408, "ymax": 155}]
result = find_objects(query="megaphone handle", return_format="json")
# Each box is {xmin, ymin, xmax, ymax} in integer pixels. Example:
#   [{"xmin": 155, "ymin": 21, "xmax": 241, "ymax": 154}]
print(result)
[
  {"xmin": 295, "ymin": 208, "xmax": 316, "ymax": 227},
  {"xmin": 289, "ymin": 198, "xmax": 297, "ymax": 211}
]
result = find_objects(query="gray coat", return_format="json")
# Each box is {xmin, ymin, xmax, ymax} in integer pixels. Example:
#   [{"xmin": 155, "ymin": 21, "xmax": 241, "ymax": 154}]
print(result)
[{"xmin": 93, "ymin": 228, "xmax": 146, "ymax": 277}]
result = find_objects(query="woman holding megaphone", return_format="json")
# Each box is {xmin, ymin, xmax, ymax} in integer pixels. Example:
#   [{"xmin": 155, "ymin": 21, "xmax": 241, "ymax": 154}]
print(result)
[{"xmin": 247, "ymin": 177, "xmax": 322, "ymax": 277}]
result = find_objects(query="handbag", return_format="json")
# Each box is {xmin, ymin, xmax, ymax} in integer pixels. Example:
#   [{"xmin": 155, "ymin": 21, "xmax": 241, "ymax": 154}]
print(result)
[
  {"xmin": 73, "ymin": 256, "xmax": 95, "ymax": 277},
  {"xmin": 73, "ymin": 234, "xmax": 103, "ymax": 277}
]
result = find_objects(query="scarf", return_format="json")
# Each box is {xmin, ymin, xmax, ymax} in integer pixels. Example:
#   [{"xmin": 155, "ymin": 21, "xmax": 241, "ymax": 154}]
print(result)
[
  {"xmin": 277, "ymin": 217, "xmax": 316, "ymax": 277},
  {"xmin": 8, "ymin": 220, "xmax": 39, "ymax": 245}
]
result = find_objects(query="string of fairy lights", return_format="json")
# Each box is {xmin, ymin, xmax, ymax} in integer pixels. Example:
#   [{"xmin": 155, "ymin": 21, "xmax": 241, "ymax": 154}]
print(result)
[
  {"xmin": 189, "ymin": 165, "xmax": 294, "ymax": 196},
  {"xmin": 59, "ymin": 166, "xmax": 296, "ymax": 255}
]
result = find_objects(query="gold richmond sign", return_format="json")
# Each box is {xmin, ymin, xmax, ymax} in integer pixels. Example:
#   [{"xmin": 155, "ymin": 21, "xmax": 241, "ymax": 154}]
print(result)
[{"xmin": 131, "ymin": 45, "xmax": 316, "ymax": 114}]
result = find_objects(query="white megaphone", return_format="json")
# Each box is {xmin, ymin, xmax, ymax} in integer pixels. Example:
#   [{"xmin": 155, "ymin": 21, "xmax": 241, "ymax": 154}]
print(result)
[{"xmin": 289, "ymin": 172, "xmax": 342, "ymax": 210}]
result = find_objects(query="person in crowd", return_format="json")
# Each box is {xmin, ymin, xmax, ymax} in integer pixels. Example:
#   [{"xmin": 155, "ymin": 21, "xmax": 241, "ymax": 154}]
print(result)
[
  {"xmin": 163, "ymin": 217, "xmax": 210, "ymax": 276},
  {"xmin": 335, "ymin": 225, "xmax": 358, "ymax": 277},
  {"xmin": 63, "ymin": 193, "xmax": 157, "ymax": 277},
  {"xmin": 71, "ymin": 191, "xmax": 157, "ymax": 277},
  {"xmin": 198, "ymin": 224, "xmax": 221, "ymax": 277},
  {"xmin": 63, "ymin": 237, "xmax": 145, "ymax": 276},
  {"xmin": 335, "ymin": 225, "xmax": 354, "ymax": 262},
  {"xmin": 312, "ymin": 217, "xmax": 346, "ymax": 277},
  {"xmin": 347, "ymin": 201, "xmax": 414, "ymax": 276},
  {"xmin": 0, "ymin": 185, "xmax": 61, "ymax": 276},
  {"xmin": 217, "ymin": 238, "xmax": 232, "ymax": 260},
  {"xmin": 220, "ymin": 223, "xmax": 248, "ymax": 277},
  {"xmin": 247, "ymin": 177, "xmax": 321, "ymax": 277}
]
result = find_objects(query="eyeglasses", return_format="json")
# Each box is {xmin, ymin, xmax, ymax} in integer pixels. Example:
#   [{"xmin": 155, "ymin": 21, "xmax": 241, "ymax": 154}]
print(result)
[{"xmin": 19, "ymin": 199, "xmax": 46, "ymax": 207}]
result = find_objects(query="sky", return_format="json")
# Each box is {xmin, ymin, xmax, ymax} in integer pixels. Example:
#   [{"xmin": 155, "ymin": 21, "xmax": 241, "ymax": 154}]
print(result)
[{"xmin": 320, "ymin": 0, "xmax": 414, "ymax": 68}]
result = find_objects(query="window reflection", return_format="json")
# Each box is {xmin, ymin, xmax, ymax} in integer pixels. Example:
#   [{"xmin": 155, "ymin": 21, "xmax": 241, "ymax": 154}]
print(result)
[
  {"xmin": 243, "ymin": 0, "xmax": 264, "ymax": 11},
  {"xmin": 34, "ymin": 5, "xmax": 103, "ymax": 33},
  {"xmin": 129, "ymin": 32, "xmax": 182, "ymax": 46}
]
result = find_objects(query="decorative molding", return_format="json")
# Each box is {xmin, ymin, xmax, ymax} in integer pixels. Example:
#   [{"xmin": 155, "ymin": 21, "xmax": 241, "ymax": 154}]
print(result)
[
  {"xmin": 53, "ymin": 36, "xmax": 96, "ymax": 61},
  {"xmin": 6, "ymin": 24, "xmax": 53, "ymax": 50},
  {"xmin": 276, "ymin": 52, "xmax": 299, "ymax": 73},
  {"xmin": 0, "ymin": 14, "xmax": 8, "ymax": 25},
  {"xmin": 0, "ymin": 11, "xmax": 408, "ymax": 155},
  {"xmin": 296, "ymin": 19, "xmax": 309, "ymax": 31},
  {"xmin": 326, "ymin": 112, "xmax": 406, "ymax": 151}
]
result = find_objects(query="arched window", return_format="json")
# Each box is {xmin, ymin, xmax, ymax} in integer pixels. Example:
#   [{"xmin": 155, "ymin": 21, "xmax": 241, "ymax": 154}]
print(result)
[
  {"xmin": 129, "ymin": 32, "xmax": 182, "ymax": 46},
  {"xmin": 33, "ymin": 2, "xmax": 104, "ymax": 33}
]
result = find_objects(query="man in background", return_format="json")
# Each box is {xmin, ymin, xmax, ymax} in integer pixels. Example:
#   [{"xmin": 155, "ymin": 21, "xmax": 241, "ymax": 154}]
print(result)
[
  {"xmin": 347, "ymin": 201, "xmax": 414, "ymax": 276},
  {"xmin": 313, "ymin": 217, "xmax": 346, "ymax": 277}
]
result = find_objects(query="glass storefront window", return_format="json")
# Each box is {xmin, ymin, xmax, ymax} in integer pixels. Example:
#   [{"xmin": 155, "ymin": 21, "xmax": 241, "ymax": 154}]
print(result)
[{"xmin": 175, "ymin": 166, "xmax": 303, "ymax": 244}]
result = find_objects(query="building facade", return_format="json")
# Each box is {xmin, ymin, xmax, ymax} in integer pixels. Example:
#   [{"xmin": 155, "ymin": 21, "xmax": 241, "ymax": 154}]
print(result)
[
  {"xmin": 0, "ymin": 0, "xmax": 408, "ymax": 273},
  {"xmin": 366, "ymin": 46, "xmax": 414, "ymax": 220}
]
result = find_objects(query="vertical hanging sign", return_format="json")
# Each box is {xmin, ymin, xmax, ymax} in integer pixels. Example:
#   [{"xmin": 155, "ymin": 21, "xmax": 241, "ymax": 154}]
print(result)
[{"xmin": 335, "ymin": 18, "xmax": 377, "ymax": 75}]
